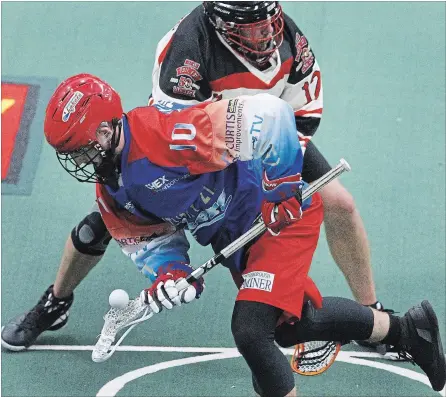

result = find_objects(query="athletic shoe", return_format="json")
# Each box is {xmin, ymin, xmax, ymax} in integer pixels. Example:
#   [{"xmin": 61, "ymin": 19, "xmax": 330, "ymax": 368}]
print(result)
[
  {"xmin": 1, "ymin": 285, "xmax": 73, "ymax": 351},
  {"xmin": 395, "ymin": 300, "xmax": 445, "ymax": 392}
]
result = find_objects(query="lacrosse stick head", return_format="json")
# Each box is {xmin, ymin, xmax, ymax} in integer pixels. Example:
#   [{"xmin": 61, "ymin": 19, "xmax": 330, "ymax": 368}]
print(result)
[
  {"xmin": 291, "ymin": 340, "xmax": 342, "ymax": 376},
  {"xmin": 92, "ymin": 296, "xmax": 152, "ymax": 363}
]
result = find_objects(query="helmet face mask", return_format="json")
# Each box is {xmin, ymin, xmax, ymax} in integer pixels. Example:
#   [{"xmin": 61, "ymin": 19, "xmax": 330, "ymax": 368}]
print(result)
[
  {"xmin": 56, "ymin": 119, "xmax": 123, "ymax": 189},
  {"xmin": 57, "ymin": 144, "xmax": 104, "ymax": 184},
  {"xmin": 225, "ymin": 10, "xmax": 283, "ymax": 62},
  {"xmin": 204, "ymin": 1, "xmax": 284, "ymax": 66}
]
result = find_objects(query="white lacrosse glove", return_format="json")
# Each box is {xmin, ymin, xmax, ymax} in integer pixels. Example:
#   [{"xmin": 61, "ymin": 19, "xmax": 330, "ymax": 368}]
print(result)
[{"xmin": 140, "ymin": 263, "xmax": 204, "ymax": 314}]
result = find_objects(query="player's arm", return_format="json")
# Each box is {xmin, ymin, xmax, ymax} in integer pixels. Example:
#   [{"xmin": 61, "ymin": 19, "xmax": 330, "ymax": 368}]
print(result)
[
  {"xmin": 163, "ymin": 94, "xmax": 306, "ymax": 234},
  {"xmin": 134, "ymin": 94, "xmax": 304, "ymax": 178},
  {"xmin": 96, "ymin": 182, "xmax": 204, "ymax": 311},
  {"xmin": 204, "ymin": 94, "xmax": 307, "ymax": 235},
  {"xmin": 129, "ymin": 229, "xmax": 205, "ymax": 313},
  {"xmin": 280, "ymin": 14, "xmax": 323, "ymax": 152},
  {"xmin": 204, "ymin": 94, "xmax": 304, "ymax": 178},
  {"xmin": 130, "ymin": 95, "xmax": 305, "ymax": 234}
]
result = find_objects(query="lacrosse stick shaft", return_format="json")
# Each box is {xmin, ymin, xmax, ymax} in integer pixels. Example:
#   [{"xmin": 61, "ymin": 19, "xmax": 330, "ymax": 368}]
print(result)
[
  {"xmin": 93, "ymin": 159, "xmax": 351, "ymax": 363},
  {"xmin": 179, "ymin": 158, "xmax": 351, "ymax": 288}
]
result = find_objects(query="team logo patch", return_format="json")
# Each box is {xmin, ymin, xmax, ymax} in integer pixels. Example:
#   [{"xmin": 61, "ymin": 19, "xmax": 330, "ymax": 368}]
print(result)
[
  {"xmin": 145, "ymin": 173, "xmax": 190, "ymax": 192},
  {"xmin": 240, "ymin": 271, "xmax": 275, "ymax": 292},
  {"xmin": 163, "ymin": 187, "xmax": 232, "ymax": 237},
  {"xmin": 62, "ymin": 91, "xmax": 83, "ymax": 122},
  {"xmin": 295, "ymin": 33, "xmax": 314, "ymax": 74},
  {"xmin": 117, "ymin": 235, "xmax": 157, "ymax": 247},
  {"xmin": 222, "ymin": 98, "xmax": 247, "ymax": 165},
  {"xmin": 170, "ymin": 59, "xmax": 202, "ymax": 98}
]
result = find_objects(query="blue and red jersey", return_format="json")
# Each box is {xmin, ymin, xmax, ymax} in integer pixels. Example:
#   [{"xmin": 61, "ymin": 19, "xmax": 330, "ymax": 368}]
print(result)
[{"xmin": 96, "ymin": 94, "xmax": 311, "ymax": 281}]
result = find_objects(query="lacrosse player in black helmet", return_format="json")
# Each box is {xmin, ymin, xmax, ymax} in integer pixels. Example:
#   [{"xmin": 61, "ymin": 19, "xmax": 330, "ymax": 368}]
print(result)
[{"xmin": 150, "ymin": 0, "xmax": 394, "ymax": 354}]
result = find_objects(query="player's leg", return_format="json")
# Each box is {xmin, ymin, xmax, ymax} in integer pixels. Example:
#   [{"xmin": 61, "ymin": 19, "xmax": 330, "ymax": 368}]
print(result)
[
  {"xmin": 232, "ymin": 301, "xmax": 296, "ymax": 397},
  {"xmin": 1, "ymin": 205, "xmax": 110, "ymax": 351},
  {"xmin": 275, "ymin": 298, "xmax": 446, "ymax": 392},
  {"xmin": 275, "ymin": 297, "xmax": 375, "ymax": 346},
  {"xmin": 302, "ymin": 142, "xmax": 392, "ymax": 350},
  {"xmin": 53, "ymin": 209, "xmax": 110, "ymax": 298},
  {"xmin": 302, "ymin": 141, "xmax": 378, "ymax": 306},
  {"xmin": 233, "ymin": 193, "xmax": 324, "ymax": 396},
  {"xmin": 322, "ymin": 179, "xmax": 377, "ymax": 304}
]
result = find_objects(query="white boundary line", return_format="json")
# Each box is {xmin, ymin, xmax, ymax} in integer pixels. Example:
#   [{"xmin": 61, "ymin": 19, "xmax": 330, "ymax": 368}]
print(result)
[
  {"xmin": 96, "ymin": 351, "xmax": 242, "ymax": 397},
  {"xmin": 24, "ymin": 344, "xmax": 445, "ymax": 397},
  {"xmin": 24, "ymin": 344, "xmax": 435, "ymax": 359},
  {"xmin": 27, "ymin": 345, "xmax": 237, "ymax": 353}
]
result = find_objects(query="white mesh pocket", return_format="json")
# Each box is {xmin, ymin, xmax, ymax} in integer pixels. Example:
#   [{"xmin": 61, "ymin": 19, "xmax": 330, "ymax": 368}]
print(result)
[
  {"xmin": 291, "ymin": 340, "xmax": 340, "ymax": 375},
  {"xmin": 92, "ymin": 297, "xmax": 153, "ymax": 362}
]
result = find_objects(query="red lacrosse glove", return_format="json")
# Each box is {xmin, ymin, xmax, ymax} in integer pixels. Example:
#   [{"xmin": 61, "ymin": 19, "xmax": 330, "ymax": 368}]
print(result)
[
  {"xmin": 261, "ymin": 170, "xmax": 303, "ymax": 235},
  {"xmin": 140, "ymin": 262, "xmax": 204, "ymax": 314}
]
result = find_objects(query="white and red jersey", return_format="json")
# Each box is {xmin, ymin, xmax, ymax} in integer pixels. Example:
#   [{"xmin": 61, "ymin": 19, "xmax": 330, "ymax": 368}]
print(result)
[{"xmin": 150, "ymin": 4, "xmax": 323, "ymax": 152}]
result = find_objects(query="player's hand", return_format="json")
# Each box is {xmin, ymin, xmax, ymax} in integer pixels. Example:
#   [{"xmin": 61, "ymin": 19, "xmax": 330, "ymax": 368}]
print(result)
[
  {"xmin": 140, "ymin": 263, "xmax": 204, "ymax": 313},
  {"xmin": 261, "ymin": 170, "xmax": 303, "ymax": 235}
]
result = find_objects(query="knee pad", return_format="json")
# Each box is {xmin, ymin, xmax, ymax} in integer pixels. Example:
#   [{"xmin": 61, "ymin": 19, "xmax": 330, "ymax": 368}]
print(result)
[{"xmin": 71, "ymin": 211, "xmax": 111, "ymax": 256}]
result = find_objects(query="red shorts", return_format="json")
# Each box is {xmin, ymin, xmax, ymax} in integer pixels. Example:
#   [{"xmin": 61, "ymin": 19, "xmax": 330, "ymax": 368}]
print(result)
[{"xmin": 236, "ymin": 192, "xmax": 324, "ymax": 319}]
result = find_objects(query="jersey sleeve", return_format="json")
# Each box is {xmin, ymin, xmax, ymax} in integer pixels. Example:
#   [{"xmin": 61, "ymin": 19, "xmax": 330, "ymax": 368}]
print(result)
[
  {"xmin": 280, "ymin": 14, "xmax": 323, "ymax": 150},
  {"xmin": 215, "ymin": 94, "xmax": 304, "ymax": 179},
  {"xmin": 129, "ymin": 94, "xmax": 304, "ymax": 180},
  {"xmin": 95, "ymin": 182, "xmax": 190, "ymax": 283},
  {"xmin": 150, "ymin": 10, "xmax": 213, "ymax": 108},
  {"xmin": 128, "ymin": 229, "xmax": 190, "ymax": 283}
]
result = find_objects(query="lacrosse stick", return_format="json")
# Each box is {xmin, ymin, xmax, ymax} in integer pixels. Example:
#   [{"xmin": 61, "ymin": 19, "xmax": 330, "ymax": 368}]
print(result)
[{"xmin": 92, "ymin": 159, "xmax": 351, "ymax": 363}]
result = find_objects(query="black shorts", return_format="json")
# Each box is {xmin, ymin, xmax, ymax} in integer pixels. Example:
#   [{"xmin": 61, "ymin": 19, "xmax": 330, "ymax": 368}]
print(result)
[{"xmin": 302, "ymin": 141, "xmax": 332, "ymax": 183}]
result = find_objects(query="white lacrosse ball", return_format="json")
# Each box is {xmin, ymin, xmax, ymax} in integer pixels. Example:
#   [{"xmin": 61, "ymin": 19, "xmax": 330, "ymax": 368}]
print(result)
[{"xmin": 108, "ymin": 289, "xmax": 130, "ymax": 309}]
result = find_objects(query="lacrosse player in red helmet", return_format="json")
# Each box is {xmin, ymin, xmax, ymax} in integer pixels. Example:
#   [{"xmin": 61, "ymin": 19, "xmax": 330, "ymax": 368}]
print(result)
[{"xmin": 3, "ymin": 73, "xmax": 445, "ymax": 396}]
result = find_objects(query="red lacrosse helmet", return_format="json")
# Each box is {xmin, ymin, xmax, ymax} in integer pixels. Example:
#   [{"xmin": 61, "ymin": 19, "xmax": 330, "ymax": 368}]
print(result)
[{"xmin": 44, "ymin": 73, "xmax": 123, "ymax": 153}]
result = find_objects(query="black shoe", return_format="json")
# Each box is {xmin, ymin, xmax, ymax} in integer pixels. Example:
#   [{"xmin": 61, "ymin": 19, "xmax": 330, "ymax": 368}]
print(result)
[
  {"xmin": 394, "ymin": 300, "xmax": 445, "ymax": 392},
  {"xmin": 355, "ymin": 301, "xmax": 395, "ymax": 353},
  {"xmin": 1, "ymin": 285, "xmax": 73, "ymax": 351}
]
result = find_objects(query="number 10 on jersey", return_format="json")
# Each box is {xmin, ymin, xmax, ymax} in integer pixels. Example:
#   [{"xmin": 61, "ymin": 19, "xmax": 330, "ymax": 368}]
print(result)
[{"xmin": 169, "ymin": 123, "xmax": 197, "ymax": 151}]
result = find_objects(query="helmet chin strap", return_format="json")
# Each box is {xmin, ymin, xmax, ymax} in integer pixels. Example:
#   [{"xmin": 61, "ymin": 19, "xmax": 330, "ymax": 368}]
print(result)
[
  {"xmin": 95, "ymin": 118, "xmax": 122, "ymax": 190},
  {"xmin": 109, "ymin": 117, "xmax": 122, "ymax": 160}
]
